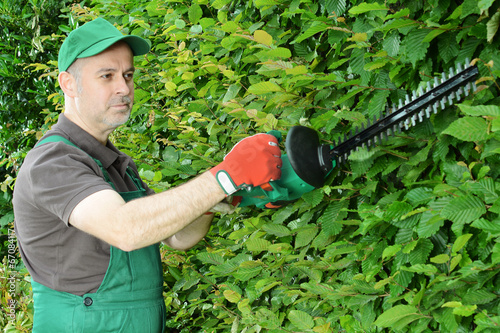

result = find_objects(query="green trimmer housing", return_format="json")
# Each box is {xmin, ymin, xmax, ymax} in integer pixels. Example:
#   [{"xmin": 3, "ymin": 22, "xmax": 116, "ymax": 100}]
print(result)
[{"xmin": 237, "ymin": 126, "xmax": 335, "ymax": 208}]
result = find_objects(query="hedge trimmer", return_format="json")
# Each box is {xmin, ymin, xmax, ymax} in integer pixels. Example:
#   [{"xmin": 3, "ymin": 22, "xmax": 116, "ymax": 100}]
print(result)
[{"xmin": 237, "ymin": 60, "xmax": 479, "ymax": 208}]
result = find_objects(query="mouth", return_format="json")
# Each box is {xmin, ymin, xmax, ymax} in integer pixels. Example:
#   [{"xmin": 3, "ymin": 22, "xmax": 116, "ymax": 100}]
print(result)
[{"xmin": 110, "ymin": 104, "xmax": 130, "ymax": 110}]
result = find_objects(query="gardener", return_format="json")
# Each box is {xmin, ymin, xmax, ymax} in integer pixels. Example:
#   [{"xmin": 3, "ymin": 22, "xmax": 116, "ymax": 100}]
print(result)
[{"xmin": 13, "ymin": 18, "xmax": 282, "ymax": 332}]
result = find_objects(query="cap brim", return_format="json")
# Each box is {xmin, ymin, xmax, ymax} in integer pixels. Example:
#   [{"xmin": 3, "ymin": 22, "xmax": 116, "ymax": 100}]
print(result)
[{"xmin": 78, "ymin": 35, "xmax": 150, "ymax": 59}]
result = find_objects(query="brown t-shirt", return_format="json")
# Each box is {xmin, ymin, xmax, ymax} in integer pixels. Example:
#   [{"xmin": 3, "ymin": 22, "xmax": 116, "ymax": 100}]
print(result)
[{"xmin": 13, "ymin": 114, "xmax": 154, "ymax": 296}]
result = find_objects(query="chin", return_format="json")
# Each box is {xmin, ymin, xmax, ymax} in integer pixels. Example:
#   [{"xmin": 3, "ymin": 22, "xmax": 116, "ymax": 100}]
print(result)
[{"xmin": 105, "ymin": 115, "xmax": 130, "ymax": 128}]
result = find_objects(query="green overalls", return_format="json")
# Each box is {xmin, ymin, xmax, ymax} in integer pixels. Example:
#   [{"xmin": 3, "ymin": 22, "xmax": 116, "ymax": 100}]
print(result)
[{"xmin": 30, "ymin": 136, "xmax": 166, "ymax": 332}]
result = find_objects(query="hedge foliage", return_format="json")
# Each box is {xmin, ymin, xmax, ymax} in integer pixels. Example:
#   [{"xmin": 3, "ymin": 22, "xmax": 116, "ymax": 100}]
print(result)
[{"xmin": 1, "ymin": 0, "xmax": 500, "ymax": 332}]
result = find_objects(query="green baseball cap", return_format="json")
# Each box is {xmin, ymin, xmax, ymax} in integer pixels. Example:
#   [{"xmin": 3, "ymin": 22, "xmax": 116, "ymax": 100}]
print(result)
[{"xmin": 58, "ymin": 18, "xmax": 151, "ymax": 72}]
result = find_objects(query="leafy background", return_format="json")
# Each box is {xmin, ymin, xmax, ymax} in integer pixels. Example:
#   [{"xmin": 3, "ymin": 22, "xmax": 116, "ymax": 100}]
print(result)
[{"xmin": 1, "ymin": 0, "xmax": 500, "ymax": 332}]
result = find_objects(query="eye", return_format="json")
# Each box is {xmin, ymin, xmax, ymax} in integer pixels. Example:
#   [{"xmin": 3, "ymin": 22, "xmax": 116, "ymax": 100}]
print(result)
[
  {"xmin": 124, "ymin": 73, "xmax": 134, "ymax": 80},
  {"xmin": 101, "ymin": 73, "xmax": 112, "ymax": 79}
]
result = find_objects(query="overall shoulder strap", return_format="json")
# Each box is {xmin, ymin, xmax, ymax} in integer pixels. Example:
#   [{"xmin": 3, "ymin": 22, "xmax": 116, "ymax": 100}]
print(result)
[{"xmin": 36, "ymin": 135, "xmax": 79, "ymax": 149}]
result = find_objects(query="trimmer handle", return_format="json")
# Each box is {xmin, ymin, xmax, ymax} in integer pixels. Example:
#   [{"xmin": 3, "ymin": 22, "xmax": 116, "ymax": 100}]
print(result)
[{"xmin": 237, "ymin": 154, "xmax": 316, "ymax": 208}]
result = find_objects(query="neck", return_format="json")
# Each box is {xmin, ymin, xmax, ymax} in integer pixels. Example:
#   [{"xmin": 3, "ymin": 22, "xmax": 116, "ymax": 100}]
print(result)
[{"xmin": 64, "ymin": 105, "xmax": 111, "ymax": 145}]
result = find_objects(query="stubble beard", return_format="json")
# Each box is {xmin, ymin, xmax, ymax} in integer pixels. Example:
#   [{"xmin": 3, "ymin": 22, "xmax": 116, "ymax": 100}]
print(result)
[{"xmin": 103, "ymin": 96, "xmax": 133, "ymax": 128}]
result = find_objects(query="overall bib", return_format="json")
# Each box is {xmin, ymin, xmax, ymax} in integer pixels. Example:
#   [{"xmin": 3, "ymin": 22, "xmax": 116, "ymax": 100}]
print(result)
[{"xmin": 30, "ymin": 136, "xmax": 166, "ymax": 332}]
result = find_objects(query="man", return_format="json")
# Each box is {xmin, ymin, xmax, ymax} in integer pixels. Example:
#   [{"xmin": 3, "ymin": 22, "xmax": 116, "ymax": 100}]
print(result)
[{"xmin": 13, "ymin": 18, "xmax": 282, "ymax": 332}]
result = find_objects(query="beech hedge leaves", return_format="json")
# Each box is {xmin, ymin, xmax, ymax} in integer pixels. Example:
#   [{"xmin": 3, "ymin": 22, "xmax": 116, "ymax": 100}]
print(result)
[{"xmin": 2, "ymin": 0, "xmax": 500, "ymax": 332}]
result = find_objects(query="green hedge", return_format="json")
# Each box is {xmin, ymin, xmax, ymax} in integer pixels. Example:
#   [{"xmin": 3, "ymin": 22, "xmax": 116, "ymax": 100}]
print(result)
[{"xmin": 2, "ymin": 0, "xmax": 500, "ymax": 332}]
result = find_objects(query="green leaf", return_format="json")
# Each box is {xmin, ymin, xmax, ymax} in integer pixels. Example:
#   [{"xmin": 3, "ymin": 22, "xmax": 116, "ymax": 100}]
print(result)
[
  {"xmin": 325, "ymin": 0, "xmax": 347, "ymax": 16},
  {"xmin": 452, "ymin": 233, "xmax": 473, "ymax": 253},
  {"xmin": 349, "ymin": 2, "xmax": 388, "ymax": 15},
  {"xmin": 268, "ymin": 243, "xmax": 293, "ymax": 253},
  {"xmin": 262, "ymin": 223, "xmax": 292, "ymax": 237},
  {"xmin": 471, "ymin": 218, "xmax": 500, "ymax": 235},
  {"xmin": 374, "ymin": 305, "xmax": 421, "ymax": 329},
  {"xmin": 409, "ymin": 238, "xmax": 434, "ymax": 265},
  {"xmin": 442, "ymin": 117, "xmax": 489, "ymax": 142},
  {"xmin": 438, "ymin": 33, "xmax": 459, "ymax": 64},
  {"xmin": 254, "ymin": 0, "xmax": 280, "ymax": 8},
  {"xmin": 0, "ymin": 212, "xmax": 13, "ymax": 227},
  {"xmin": 401, "ymin": 264, "xmax": 438, "ymax": 275},
  {"xmin": 417, "ymin": 214, "xmax": 445, "ymax": 238},
  {"xmin": 470, "ymin": 178, "xmax": 498, "ymax": 203},
  {"xmin": 263, "ymin": 47, "xmax": 292, "ymax": 59},
  {"xmin": 382, "ymin": 244, "xmax": 402, "ymax": 260},
  {"xmin": 294, "ymin": 21, "xmax": 329, "ymax": 44},
  {"xmin": 255, "ymin": 277, "xmax": 281, "ymax": 294},
  {"xmin": 288, "ymin": 310, "xmax": 314, "ymax": 330},
  {"xmin": 223, "ymin": 84, "xmax": 242, "ymax": 103},
  {"xmin": 256, "ymin": 308, "xmax": 281, "ymax": 329},
  {"xmin": 447, "ymin": 303, "xmax": 477, "ymax": 317},
  {"xmin": 487, "ymin": 10, "xmax": 500, "ymax": 43},
  {"xmin": 441, "ymin": 194, "xmax": 486, "ymax": 225},
  {"xmin": 463, "ymin": 289, "xmax": 497, "ymax": 305},
  {"xmin": 196, "ymin": 252, "xmax": 225, "ymax": 265},
  {"xmin": 458, "ymin": 104, "xmax": 500, "ymax": 117},
  {"xmin": 385, "ymin": 8, "xmax": 411, "ymax": 21},
  {"xmin": 478, "ymin": 0, "xmax": 496, "ymax": 11},
  {"xmin": 405, "ymin": 187, "xmax": 434, "ymax": 206},
  {"xmin": 383, "ymin": 201, "xmax": 413, "ymax": 224},
  {"xmin": 254, "ymin": 30, "xmax": 273, "ymax": 46},
  {"xmin": 175, "ymin": 18, "xmax": 186, "ymax": 29},
  {"xmin": 377, "ymin": 19, "xmax": 420, "ymax": 34},
  {"xmin": 188, "ymin": 4, "xmax": 203, "ymax": 24},
  {"xmin": 301, "ymin": 189, "xmax": 324, "ymax": 208},
  {"xmin": 430, "ymin": 254, "xmax": 450, "ymax": 264},
  {"xmin": 319, "ymin": 201, "xmax": 347, "ymax": 236},
  {"xmin": 245, "ymin": 238, "xmax": 271, "ymax": 252},
  {"xmin": 295, "ymin": 225, "xmax": 318, "ymax": 248},
  {"xmin": 404, "ymin": 29, "xmax": 430, "ymax": 65},
  {"xmin": 211, "ymin": 0, "xmax": 231, "ymax": 9},
  {"xmin": 248, "ymin": 81, "xmax": 283, "ymax": 94},
  {"xmin": 423, "ymin": 29, "xmax": 447, "ymax": 43},
  {"xmin": 223, "ymin": 289, "xmax": 242, "ymax": 303},
  {"xmin": 234, "ymin": 266, "xmax": 263, "ymax": 281},
  {"xmin": 382, "ymin": 32, "xmax": 401, "ymax": 57}
]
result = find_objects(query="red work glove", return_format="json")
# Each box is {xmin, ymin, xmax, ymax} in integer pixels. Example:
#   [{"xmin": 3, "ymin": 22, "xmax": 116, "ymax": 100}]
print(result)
[{"xmin": 210, "ymin": 134, "xmax": 282, "ymax": 195}]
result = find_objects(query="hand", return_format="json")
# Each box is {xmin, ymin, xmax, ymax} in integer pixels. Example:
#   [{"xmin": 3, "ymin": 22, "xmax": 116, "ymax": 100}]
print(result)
[
  {"xmin": 209, "ymin": 196, "xmax": 242, "ymax": 214},
  {"xmin": 210, "ymin": 134, "xmax": 282, "ymax": 195}
]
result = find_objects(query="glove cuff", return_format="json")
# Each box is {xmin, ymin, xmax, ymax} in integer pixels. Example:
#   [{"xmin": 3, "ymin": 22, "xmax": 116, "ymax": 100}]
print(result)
[{"xmin": 210, "ymin": 168, "xmax": 238, "ymax": 195}]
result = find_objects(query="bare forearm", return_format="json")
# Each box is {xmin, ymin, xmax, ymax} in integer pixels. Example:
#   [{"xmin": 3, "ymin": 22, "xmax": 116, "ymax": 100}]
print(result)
[
  {"xmin": 70, "ymin": 171, "xmax": 225, "ymax": 251},
  {"xmin": 163, "ymin": 213, "xmax": 213, "ymax": 251},
  {"xmin": 115, "ymin": 171, "xmax": 225, "ymax": 250}
]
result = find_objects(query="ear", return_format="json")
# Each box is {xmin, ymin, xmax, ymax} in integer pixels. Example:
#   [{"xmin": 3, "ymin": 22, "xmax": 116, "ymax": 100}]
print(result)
[{"xmin": 58, "ymin": 71, "xmax": 78, "ymax": 98}]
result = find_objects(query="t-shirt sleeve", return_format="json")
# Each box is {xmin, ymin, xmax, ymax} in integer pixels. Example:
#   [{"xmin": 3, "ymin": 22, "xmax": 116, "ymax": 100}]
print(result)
[{"xmin": 27, "ymin": 142, "xmax": 113, "ymax": 225}]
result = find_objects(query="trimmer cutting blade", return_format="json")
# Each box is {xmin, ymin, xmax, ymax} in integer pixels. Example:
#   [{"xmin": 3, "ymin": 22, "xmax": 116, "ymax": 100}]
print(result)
[
  {"xmin": 237, "ymin": 60, "xmax": 479, "ymax": 208},
  {"xmin": 285, "ymin": 60, "xmax": 478, "ymax": 188}
]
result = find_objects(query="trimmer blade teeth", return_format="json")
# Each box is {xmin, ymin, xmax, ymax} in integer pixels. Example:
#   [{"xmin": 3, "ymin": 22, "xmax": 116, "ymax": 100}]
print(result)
[
  {"xmin": 329, "ymin": 63, "xmax": 479, "ymax": 164},
  {"xmin": 425, "ymin": 105, "xmax": 432, "ymax": 118},
  {"xmin": 449, "ymin": 67, "xmax": 455, "ymax": 79},
  {"xmin": 411, "ymin": 115, "xmax": 417, "ymax": 126}
]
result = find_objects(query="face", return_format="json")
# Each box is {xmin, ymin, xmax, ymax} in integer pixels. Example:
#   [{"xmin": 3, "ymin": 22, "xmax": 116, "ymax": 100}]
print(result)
[{"xmin": 70, "ymin": 42, "xmax": 135, "ymax": 137}]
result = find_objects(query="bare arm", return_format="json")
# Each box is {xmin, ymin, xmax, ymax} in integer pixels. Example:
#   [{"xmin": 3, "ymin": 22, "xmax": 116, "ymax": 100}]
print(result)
[
  {"xmin": 69, "ymin": 171, "xmax": 225, "ymax": 252},
  {"xmin": 162, "ymin": 213, "xmax": 214, "ymax": 251}
]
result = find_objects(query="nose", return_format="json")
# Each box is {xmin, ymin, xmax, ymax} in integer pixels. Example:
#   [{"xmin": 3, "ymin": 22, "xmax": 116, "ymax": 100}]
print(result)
[{"xmin": 115, "ymin": 75, "xmax": 132, "ymax": 96}]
